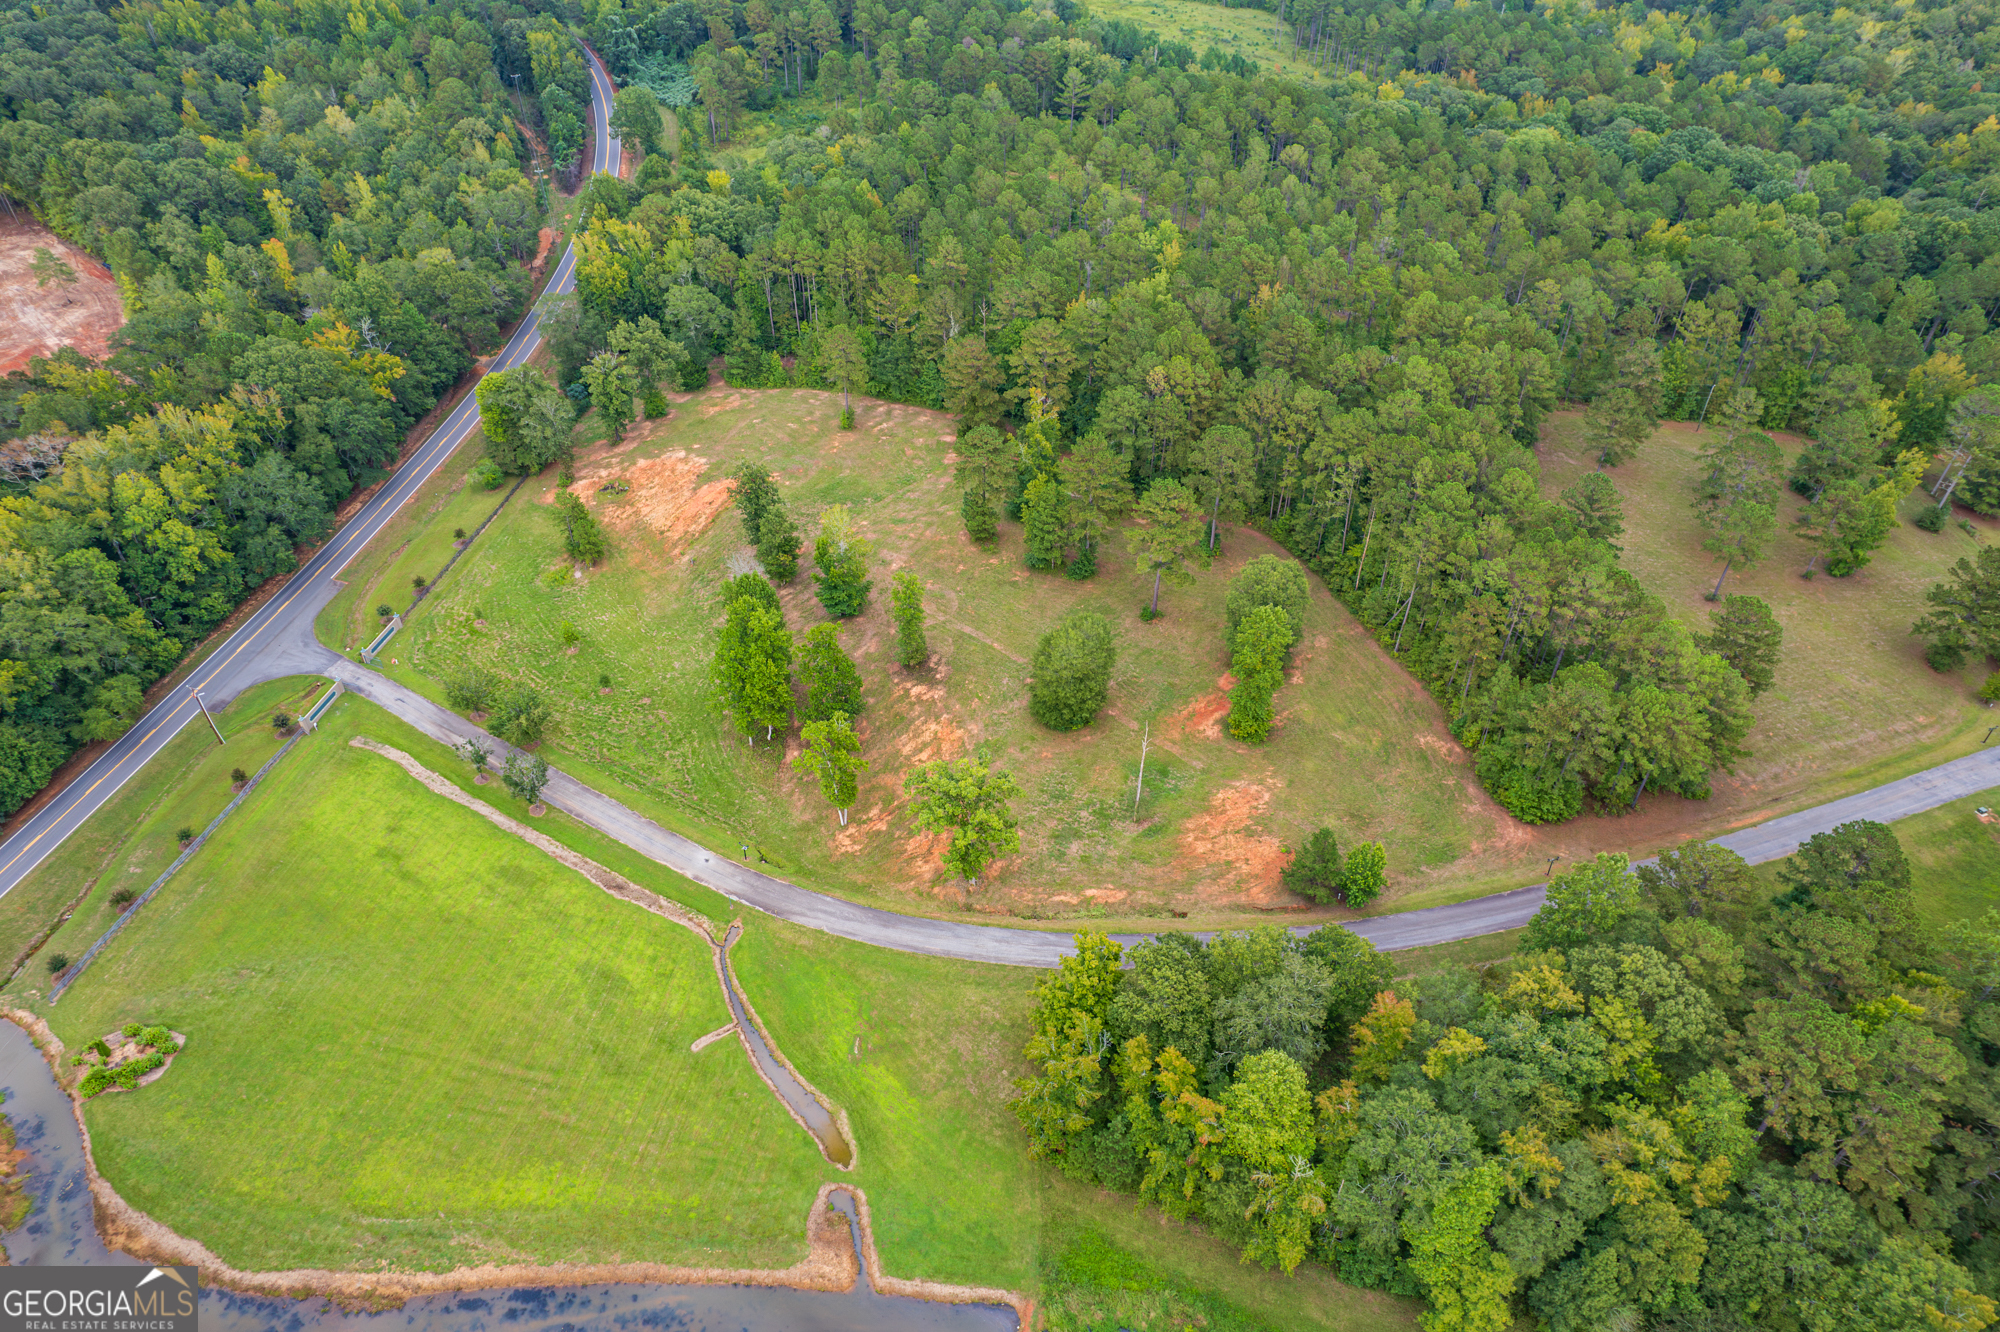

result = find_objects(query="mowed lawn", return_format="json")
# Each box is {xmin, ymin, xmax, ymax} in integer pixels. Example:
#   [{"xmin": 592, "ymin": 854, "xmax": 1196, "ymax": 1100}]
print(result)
[
  {"xmin": 16, "ymin": 691, "xmax": 1416, "ymax": 1327},
  {"xmin": 45, "ymin": 695, "xmax": 829, "ymax": 1275},
  {"xmin": 1538, "ymin": 413, "xmax": 1996, "ymax": 832},
  {"xmin": 381, "ymin": 385, "xmax": 1522, "ymax": 924}
]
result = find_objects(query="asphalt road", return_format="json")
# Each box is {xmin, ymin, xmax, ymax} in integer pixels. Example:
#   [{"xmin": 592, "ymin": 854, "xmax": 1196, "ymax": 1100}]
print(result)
[
  {"xmin": 0, "ymin": 45, "xmax": 622, "ymax": 899},
  {"xmin": 332, "ymin": 656, "xmax": 2000, "ymax": 968}
]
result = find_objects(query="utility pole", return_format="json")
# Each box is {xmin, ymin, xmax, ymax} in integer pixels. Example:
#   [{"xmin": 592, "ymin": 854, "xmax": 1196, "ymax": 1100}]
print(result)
[
  {"xmin": 194, "ymin": 690, "xmax": 225, "ymax": 746},
  {"xmin": 1133, "ymin": 722, "xmax": 1150, "ymax": 815}
]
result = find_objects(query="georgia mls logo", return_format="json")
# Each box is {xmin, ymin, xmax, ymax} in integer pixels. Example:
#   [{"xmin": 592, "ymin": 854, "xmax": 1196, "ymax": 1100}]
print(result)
[{"xmin": 0, "ymin": 1264, "xmax": 199, "ymax": 1332}]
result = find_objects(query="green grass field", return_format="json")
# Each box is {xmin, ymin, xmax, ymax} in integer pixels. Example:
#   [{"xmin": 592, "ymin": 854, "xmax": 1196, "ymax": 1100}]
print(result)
[
  {"xmin": 373, "ymin": 386, "xmax": 1539, "ymax": 925},
  {"xmin": 1537, "ymin": 413, "xmax": 1997, "ymax": 835},
  {"xmin": 7, "ymin": 689, "xmax": 1413, "ymax": 1325},
  {"xmin": 0, "ymin": 678, "xmax": 324, "ymax": 985}
]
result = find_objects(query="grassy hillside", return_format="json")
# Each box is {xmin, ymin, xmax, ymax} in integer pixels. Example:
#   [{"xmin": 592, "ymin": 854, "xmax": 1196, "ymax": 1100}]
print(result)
[
  {"xmin": 373, "ymin": 386, "xmax": 1547, "ymax": 923},
  {"xmin": 1537, "ymin": 413, "xmax": 1996, "ymax": 832}
]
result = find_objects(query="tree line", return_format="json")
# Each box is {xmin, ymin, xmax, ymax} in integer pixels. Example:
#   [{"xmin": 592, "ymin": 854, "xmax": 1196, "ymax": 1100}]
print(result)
[{"xmin": 1016, "ymin": 826, "xmax": 2000, "ymax": 1329}]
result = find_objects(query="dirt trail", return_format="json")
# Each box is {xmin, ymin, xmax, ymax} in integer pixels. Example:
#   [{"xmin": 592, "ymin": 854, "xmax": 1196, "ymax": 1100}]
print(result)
[{"xmin": 0, "ymin": 217, "xmax": 122, "ymax": 374}]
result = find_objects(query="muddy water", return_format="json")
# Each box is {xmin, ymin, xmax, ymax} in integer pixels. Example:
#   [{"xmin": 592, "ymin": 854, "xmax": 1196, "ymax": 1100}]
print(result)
[
  {"xmin": 716, "ymin": 924, "xmax": 854, "ymax": 1167},
  {"xmin": 0, "ymin": 1023, "xmax": 1013, "ymax": 1331}
]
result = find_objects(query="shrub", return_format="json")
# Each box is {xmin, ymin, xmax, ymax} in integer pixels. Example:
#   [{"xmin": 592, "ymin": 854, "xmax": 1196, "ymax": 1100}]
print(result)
[
  {"xmin": 960, "ymin": 488, "xmax": 998, "ymax": 541},
  {"xmin": 109, "ymin": 888, "xmax": 135, "ymax": 908},
  {"xmin": 271, "ymin": 712, "xmax": 293, "ymax": 731},
  {"xmin": 411, "ymin": 574, "xmax": 427, "ymax": 589},
  {"xmin": 471, "ymin": 458, "xmax": 506, "ymax": 490},
  {"xmin": 643, "ymin": 387, "xmax": 670, "ymax": 418},
  {"xmin": 1981, "ymin": 672, "xmax": 2000, "ymax": 702},
  {"xmin": 443, "ymin": 666, "xmax": 499, "ymax": 714},
  {"xmin": 490, "ymin": 684, "xmax": 551, "ymax": 747},
  {"xmin": 229, "ymin": 767, "xmax": 248, "ymax": 785},
  {"xmin": 175, "ymin": 825, "xmax": 195, "ymax": 845},
  {"xmin": 376, "ymin": 603, "xmax": 395, "ymax": 619},
  {"xmin": 44, "ymin": 952, "xmax": 69, "ymax": 976},
  {"xmin": 453, "ymin": 527, "xmax": 467, "ymax": 541},
  {"xmin": 89, "ymin": 1039, "xmax": 112, "ymax": 1059},
  {"xmin": 558, "ymin": 620, "xmax": 582, "ymax": 648},
  {"xmin": 1029, "ymin": 610, "xmax": 1116, "ymax": 731},
  {"xmin": 121, "ymin": 1022, "xmax": 141, "ymax": 1038},
  {"xmin": 598, "ymin": 672, "xmax": 612, "ymax": 689},
  {"xmin": 1475, "ymin": 748, "xmax": 1583, "ymax": 824},
  {"xmin": 137, "ymin": 1025, "xmax": 177, "ymax": 1052},
  {"xmin": 1915, "ymin": 503, "xmax": 1950, "ymax": 532},
  {"xmin": 840, "ymin": 406, "xmax": 856, "ymax": 429}
]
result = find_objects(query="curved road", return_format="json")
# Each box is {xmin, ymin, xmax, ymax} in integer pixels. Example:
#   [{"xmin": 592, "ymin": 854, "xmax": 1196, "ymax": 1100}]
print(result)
[
  {"xmin": 0, "ymin": 43, "xmax": 622, "ymax": 898},
  {"xmin": 6, "ymin": 55, "xmax": 2000, "ymax": 969}
]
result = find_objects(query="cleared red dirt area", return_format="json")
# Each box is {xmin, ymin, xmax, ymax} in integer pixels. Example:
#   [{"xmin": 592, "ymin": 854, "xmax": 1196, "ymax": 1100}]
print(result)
[{"xmin": 0, "ymin": 216, "xmax": 123, "ymax": 374}]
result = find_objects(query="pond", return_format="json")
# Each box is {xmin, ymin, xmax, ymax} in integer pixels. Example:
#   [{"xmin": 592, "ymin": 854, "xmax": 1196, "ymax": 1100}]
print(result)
[{"xmin": 0, "ymin": 1022, "xmax": 1016, "ymax": 1332}]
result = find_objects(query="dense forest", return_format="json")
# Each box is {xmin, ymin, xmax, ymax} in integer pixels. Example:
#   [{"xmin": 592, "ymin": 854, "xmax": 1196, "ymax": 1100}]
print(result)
[
  {"xmin": 1016, "ymin": 834, "xmax": 2000, "ymax": 1330},
  {"xmin": 0, "ymin": 0, "xmax": 545, "ymax": 812}
]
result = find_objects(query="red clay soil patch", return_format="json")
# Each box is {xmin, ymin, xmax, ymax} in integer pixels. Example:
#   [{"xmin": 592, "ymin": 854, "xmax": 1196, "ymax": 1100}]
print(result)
[
  {"xmin": 1179, "ymin": 781, "xmax": 1292, "ymax": 903},
  {"xmin": 1167, "ymin": 674, "xmax": 1235, "ymax": 740},
  {"xmin": 559, "ymin": 450, "xmax": 734, "ymax": 562},
  {"xmin": 529, "ymin": 227, "xmax": 557, "ymax": 275},
  {"xmin": 0, "ymin": 217, "xmax": 122, "ymax": 374}
]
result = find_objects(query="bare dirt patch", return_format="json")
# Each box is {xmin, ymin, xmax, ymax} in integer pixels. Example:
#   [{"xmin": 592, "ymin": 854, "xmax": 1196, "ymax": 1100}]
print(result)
[
  {"xmin": 1179, "ymin": 782, "xmax": 1292, "ymax": 903},
  {"xmin": 559, "ymin": 450, "xmax": 734, "ymax": 562},
  {"xmin": 1167, "ymin": 674, "xmax": 1234, "ymax": 740},
  {"xmin": 0, "ymin": 217, "xmax": 122, "ymax": 374}
]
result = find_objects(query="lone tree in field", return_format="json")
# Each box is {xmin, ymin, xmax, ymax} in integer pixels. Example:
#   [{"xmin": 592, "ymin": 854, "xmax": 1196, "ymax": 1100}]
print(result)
[
  {"xmin": 1226, "ymin": 603, "xmax": 1294, "ymax": 742},
  {"xmin": 731, "ymin": 462, "xmax": 778, "ymax": 543},
  {"xmin": 31, "ymin": 247, "xmax": 77, "ymax": 305},
  {"xmin": 956, "ymin": 423, "xmax": 1011, "ymax": 542},
  {"xmin": 1694, "ymin": 404, "xmax": 1783, "ymax": 598},
  {"xmin": 891, "ymin": 572, "xmax": 928, "ymax": 666},
  {"xmin": 812, "ymin": 504, "xmax": 874, "ymax": 617},
  {"xmin": 1281, "ymin": 828, "xmax": 1344, "ymax": 903},
  {"xmin": 797, "ymin": 622, "xmax": 864, "ymax": 721},
  {"xmin": 1128, "ymin": 478, "xmax": 1206, "ymax": 616},
  {"xmin": 1340, "ymin": 842, "xmax": 1387, "ymax": 907},
  {"xmin": 793, "ymin": 712, "xmax": 866, "ymax": 825},
  {"xmin": 1700, "ymin": 595, "xmax": 1784, "ymax": 696},
  {"xmin": 581, "ymin": 351, "xmax": 639, "ymax": 445},
  {"xmin": 490, "ymin": 684, "xmax": 550, "ymax": 747},
  {"xmin": 757, "ymin": 501, "xmax": 801, "ymax": 582},
  {"xmin": 713, "ymin": 594, "xmax": 793, "ymax": 741},
  {"xmin": 904, "ymin": 757, "xmax": 1021, "ymax": 885},
  {"xmin": 552, "ymin": 489, "xmax": 608, "ymax": 564},
  {"xmin": 502, "ymin": 752, "xmax": 551, "ymax": 807},
  {"xmin": 816, "ymin": 324, "xmax": 866, "ymax": 423},
  {"xmin": 1029, "ymin": 610, "xmax": 1115, "ymax": 731}
]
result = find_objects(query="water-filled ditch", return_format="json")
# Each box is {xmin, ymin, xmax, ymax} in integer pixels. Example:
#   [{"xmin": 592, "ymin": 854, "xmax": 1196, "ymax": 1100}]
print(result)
[{"xmin": 0, "ymin": 1022, "xmax": 1014, "ymax": 1331}]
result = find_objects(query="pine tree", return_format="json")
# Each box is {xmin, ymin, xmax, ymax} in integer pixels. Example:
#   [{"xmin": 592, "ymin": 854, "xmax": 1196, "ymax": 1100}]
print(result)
[
  {"xmin": 1700, "ymin": 595, "xmax": 1783, "ymax": 696},
  {"xmin": 1059, "ymin": 430, "xmax": 1129, "ymax": 576},
  {"xmin": 756, "ymin": 499, "xmax": 801, "ymax": 581},
  {"xmin": 1127, "ymin": 478, "xmax": 1206, "ymax": 616},
  {"xmin": 891, "ymin": 572, "xmax": 928, "ymax": 667},
  {"xmin": 1583, "ymin": 339, "xmax": 1663, "ymax": 466},
  {"xmin": 552, "ymin": 490, "xmax": 608, "ymax": 564},
  {"xmin": 797, "ymin": 622, "xmax": 864, "ymax": 721},
  {"xmin": 1021, "ymin": 473, "xmax": 1067, "ymax": 569},
  {"xmin": 1281, "ymin": 828, "xmax": 1344, "ymax": 903},
  {"xmin": 732, "ymin": 461, "xmax": 778, "ymax": 544},
  {"xmin": 1226, "ymin": 603, "xmax": 1293, "ymax": 742},
  {"xmin": 956, "ymin": 423, "xmax": 1011, "ymax": 541}
]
